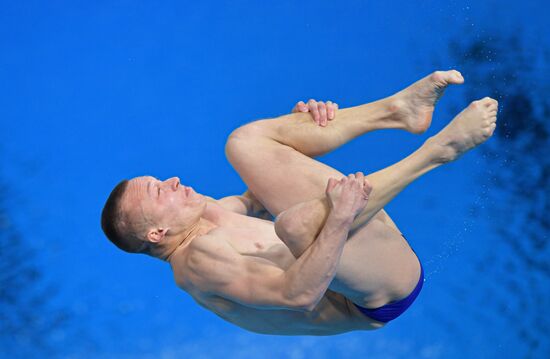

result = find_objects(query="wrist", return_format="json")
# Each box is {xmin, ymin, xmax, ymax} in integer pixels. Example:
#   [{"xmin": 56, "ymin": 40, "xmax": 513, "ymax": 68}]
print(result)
[{"xmin": 326, "ymin": 211, "xmax": 354, "ymax": 228}]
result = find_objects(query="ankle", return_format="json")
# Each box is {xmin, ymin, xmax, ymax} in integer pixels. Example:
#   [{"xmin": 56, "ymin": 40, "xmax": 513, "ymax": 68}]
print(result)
[
  {"xmin": 386, "ymin": 95, "xmax": 404, "ymax": 115},
  {"xmin": 422, "ymin": 137, "xmax": 456, "ymax": 164},
  {"xmin": 384, "ymin": 95, "xmax": 424, "ymax": 133},
  {"xmin": 375, "ymin": 97, "xmax": 408, "ymax": 129}
]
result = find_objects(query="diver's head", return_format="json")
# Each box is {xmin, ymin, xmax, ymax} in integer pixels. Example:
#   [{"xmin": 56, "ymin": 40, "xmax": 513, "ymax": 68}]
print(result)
[{"xmin": 101, "ymin": 176, "xmax": 207, "ymax": 258}]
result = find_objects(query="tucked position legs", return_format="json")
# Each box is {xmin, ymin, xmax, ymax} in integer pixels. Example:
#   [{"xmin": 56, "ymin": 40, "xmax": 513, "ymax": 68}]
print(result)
[
  {"xmin": 225, "ymin": 71, "xmax": 465, "ymax": 220},
  {"xmin": 224, "ymin": 70, "xmax": 498, "ymax": 309},
  {"xmin": 271, "ymin": 96, "xmax": 498, "ymax": 307}
]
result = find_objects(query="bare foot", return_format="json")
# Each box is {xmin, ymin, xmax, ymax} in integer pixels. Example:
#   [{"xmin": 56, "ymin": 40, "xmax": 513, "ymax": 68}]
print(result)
[
  {"xmin": 428, "ymin": 97, "xmax": 499, "ymax": 163},
  {"xmin": 389, "ymin": 70, "xmax": 465, "ymax": 134}
]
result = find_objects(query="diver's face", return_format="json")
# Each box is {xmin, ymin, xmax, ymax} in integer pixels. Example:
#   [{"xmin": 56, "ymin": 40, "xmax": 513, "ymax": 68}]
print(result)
[{"xmin": 122, "ymin": 176, "xmax": 206, "ymax": 237}]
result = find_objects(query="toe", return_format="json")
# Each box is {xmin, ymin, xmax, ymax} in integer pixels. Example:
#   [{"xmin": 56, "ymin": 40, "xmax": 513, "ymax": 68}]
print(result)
[
  {"xmin": 430, "ymin": 71, "xmax": 446, "ymax": 84},
  {"xmin": 482, "ymin": 97, "xmax": 498, "ymax": 107},
  {"xmin": 450, "ymin": 69, "xmax": 464, "ymax": 84},
  {"xmin": 489, "ymin": 122, "xmax": 497, "ymax": 136},
  {"xmin": 483, "ymin": 125, "xmax": 493, "ymax": 138},
  {"xmin": 433, "ymin": 69, "xmax": 464, "ymax": 84},
  {"xmin": 431, "ymin": 70, "xmax": 458, "ymax": 86}
]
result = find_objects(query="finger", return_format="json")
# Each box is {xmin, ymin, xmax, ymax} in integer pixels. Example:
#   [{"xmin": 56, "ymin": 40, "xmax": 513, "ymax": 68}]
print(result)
[
  {"xmin": 361, "ymin": 183, "xmax": 370, "ymax": 199},
  {"xmin": 308, "ymin": 99, "xmax": 321, "ymax": 124},
  {"xmin": 326, "ymin": 178, "xmax": 338, "ymax": 193},
  {"xmin": 363, "ymin": 178, "xmax": 373, "ymax": 195},
  {"xmin": 355, "ymin": 171, "xmax": 364, "ymax": 184},
  {"xmin": 318, "ymin": 101, "xmax": 327, "ymax": 126},
  {"xmin": 331, "ymin": 103, "xmax": 339, "ymax": 121},
  {"xmin": 297, "ymin": 101, "xmax": 308, "ymax": 113},
  {"xmin": 326, "ymin": 101, "xmax": 335, "ymax": 120}
]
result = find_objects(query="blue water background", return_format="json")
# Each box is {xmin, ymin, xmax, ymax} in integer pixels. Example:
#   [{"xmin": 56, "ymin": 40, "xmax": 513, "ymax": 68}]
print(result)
[{"xmin": 1, "ymin": 1, "xmax": 548, "ymax": 358}]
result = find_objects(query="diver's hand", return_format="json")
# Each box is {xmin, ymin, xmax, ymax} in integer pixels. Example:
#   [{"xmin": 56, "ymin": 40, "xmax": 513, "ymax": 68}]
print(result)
[
  {"xmin": 325, "ymin": 172, "xmax": 372, "ymax": 222},
  {"xmin": 292, "ymin": 99, "xmax": 339, "ymax": 127}
]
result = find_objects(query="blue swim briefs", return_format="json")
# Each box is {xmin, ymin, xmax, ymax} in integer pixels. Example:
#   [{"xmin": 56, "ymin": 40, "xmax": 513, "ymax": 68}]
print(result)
[{"xmin": 354, "ymin": 247, "xmax": 424, "ymax": 323}]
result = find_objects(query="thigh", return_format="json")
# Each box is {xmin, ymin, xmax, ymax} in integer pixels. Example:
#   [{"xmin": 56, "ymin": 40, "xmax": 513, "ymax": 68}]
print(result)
[
  {"xmin": 226, "ymin": 135, "xmax": 343, "ymax": 216},
  {"xmin": 225, "ymin": 134, "xmax": 401, "ymax": 233},
  {"xmin": 333, "ymin": 219, "xmax": 421, "ymax": 306}
]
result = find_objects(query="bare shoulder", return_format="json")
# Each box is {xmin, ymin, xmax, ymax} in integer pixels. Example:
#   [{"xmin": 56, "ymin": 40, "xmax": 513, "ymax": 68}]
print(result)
[
  {"xmin": 173, "ymin": 231, "xmax": 242, "ymax": 291},
  {"xmin": 172, "ymin": 228, "xmax": 301, "ymax": 310},
  {"xmin": 188, "ymin": 228, "xmax": 235, "ymax": 259}
]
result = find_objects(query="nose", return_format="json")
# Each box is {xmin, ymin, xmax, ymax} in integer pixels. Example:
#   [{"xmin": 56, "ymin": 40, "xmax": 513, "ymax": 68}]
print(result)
[{"xmin": 165, "ymin": 177, "xmax": 180, "ymax": 191}]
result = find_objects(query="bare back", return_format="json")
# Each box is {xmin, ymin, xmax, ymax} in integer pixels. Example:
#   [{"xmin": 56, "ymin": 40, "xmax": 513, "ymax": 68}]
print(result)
[{"xmin": 169, "ymin": 211, "xmax": 383, "ymax": 335}]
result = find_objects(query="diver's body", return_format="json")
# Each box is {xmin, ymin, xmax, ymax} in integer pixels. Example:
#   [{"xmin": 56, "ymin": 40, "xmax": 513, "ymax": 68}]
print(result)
[
  {"xmin": 170, "ymin": 207, "xmax": 387, "ymax": 335},
  {"xmin": 102, "ymin": 69, "xmax": 498, "ymax": 334}
]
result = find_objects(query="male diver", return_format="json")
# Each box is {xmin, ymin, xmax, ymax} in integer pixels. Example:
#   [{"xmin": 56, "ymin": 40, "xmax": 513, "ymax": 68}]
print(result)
[{"xmin": 101, "ymin": 70, "xmax": 498, "ymax": 334}]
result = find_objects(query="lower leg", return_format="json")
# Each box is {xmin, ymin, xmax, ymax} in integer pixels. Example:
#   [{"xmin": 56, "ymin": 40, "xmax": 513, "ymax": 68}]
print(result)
[
  {"xmin": 272, "ymin": 149, "xmax": 436, "ymax": 306},
  {"xmin": 245, "ymin": 98, "xmax": 400, "ymax": 157},
  {"xmin": 225, "ymin": 70, "xmax": 464, "ymax": 222},
  {"xmin": 229, "ymin": 70, "xmax": 464, "ymax": 157},
  {"xmin": 272, "ymin": 98, "xmax": 498, "ymax": 308},
  {"xmin": 275, "ymin": 97, "xmax": 499, "ymax": 258},
  {"xmin": 275, "ymin": 140, "xmax": 442, "ymax": 258}
]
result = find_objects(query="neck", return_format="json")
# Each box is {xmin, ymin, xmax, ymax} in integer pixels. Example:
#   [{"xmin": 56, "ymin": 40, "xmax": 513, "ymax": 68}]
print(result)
[{"xmin": 158, "ymin": 201, "xmax": 226, "ymax": 262}]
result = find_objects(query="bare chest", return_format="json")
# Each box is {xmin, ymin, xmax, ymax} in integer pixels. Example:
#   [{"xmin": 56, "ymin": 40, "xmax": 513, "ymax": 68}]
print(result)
[
  {"xmin": 173, "ymin": 214, "xmax": 380, "ymax": 334},
  {"xmin": 218, "ymin": 216, "xmax": 296, "ymax": 269}
]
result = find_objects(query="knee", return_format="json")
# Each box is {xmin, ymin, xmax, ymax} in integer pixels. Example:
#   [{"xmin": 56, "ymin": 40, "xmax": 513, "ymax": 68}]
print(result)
[
  {"xmin": 227, "ymin": 120, "xmax": 269, "ymax": 142},
  {"xmin": 225, "ymin": 122, "xmax": 269, "ymax": 162},
  {"xmin": 225, "ymin": 122, "xmax": 292, "ymax": 168},
  {"xmin": 225, "ymin": 124, "xmax": 255, "ymax": 164},
  {"xmin": 274, "ymin": 210, "xmax": 307, "ymax": 241}
]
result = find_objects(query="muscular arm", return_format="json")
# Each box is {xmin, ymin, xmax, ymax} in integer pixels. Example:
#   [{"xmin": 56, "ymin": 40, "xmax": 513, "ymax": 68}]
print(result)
[
  {"xmin": 188, "ymin": 210, "xmax": 353, "ymax": 311},
  {"xmin": 213, "ymin": 190, "xmax": 273, "ymax": 220}
]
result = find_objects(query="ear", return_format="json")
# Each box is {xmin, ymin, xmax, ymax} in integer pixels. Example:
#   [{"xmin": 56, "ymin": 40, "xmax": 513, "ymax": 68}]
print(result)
[{"xmin": 146, "ymin": 227, "xmax": 169, "ymax": 243}]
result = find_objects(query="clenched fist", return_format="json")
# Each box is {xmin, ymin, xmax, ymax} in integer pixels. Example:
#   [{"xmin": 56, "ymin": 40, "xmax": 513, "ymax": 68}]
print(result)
[{"xmin": 325, "ymin": 172, "xmax": 372, "ymax": 221}]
